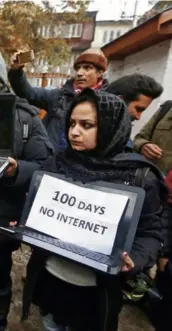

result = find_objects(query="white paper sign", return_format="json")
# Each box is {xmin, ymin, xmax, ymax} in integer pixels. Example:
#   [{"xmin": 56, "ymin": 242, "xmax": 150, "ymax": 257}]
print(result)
[{"xmin": 26, "ymin": 175, "xmax": 129, "ymax": 255}]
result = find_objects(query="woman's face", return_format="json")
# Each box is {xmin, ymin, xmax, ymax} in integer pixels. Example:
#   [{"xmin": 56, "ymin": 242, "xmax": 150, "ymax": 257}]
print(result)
[{"xmin": 68, "ymin": 101, "xmax": 98, "ymax": 151}]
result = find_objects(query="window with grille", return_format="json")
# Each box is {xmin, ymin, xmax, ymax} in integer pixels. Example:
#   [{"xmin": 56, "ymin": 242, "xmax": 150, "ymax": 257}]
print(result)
[
  {"xmin": 109, "ymin": 30, "xmax": 115, "ymax": 42},
  {"xmin": 71, "ymin": 24, "xmax": 83, "ymax": 37},
  {"xmin": 116, "ymin": 30, "xmax": 121, "ymax": 38},
  {"xmin": 103, "ymin": 31, "xmax": 108, "ymax": 44}
]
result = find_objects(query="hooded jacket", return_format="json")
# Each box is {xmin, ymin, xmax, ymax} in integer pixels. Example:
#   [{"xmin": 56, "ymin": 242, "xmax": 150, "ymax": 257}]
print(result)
[
  {"xmin": 8, "ymin": 68, "xmax": 109, "ymax": 151},
  {"xmin": 0, "ymin": 54, "xmax": 54, "ymax": 226}
]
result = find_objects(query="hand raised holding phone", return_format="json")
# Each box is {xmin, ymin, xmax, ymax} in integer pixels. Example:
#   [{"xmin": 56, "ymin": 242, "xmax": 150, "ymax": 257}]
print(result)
[{"xmin": 10, "ymin": 49, "xmax": 34, "ymax": 70}]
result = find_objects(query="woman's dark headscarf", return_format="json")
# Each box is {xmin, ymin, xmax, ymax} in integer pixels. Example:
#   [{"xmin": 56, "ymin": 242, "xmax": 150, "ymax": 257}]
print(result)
[
  {"xmin": 65, "ymin": 88, "xmax": 131, "ymax": 159},
  {"xmin": 46, "ymin": 88, "xmax": 133, "ymax": 183},
  {"xmin": 42, "ymin": 87, "xmax": 166, "ymax": 198}
]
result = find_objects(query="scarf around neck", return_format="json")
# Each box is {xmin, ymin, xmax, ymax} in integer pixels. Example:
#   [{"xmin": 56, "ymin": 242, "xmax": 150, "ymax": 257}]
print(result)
[{"xmin": 73, "ymin": 79, "xmax": 104, "ymax": 95}]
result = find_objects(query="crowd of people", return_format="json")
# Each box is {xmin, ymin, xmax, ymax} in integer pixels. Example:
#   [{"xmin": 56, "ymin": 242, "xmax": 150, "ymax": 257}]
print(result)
[{"xmin": 0, "ymin": 47, "xmax": 171, "ymax": 331}]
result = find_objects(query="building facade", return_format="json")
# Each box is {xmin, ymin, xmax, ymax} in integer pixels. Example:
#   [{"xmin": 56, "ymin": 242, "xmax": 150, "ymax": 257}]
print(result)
[
  {"xmin": 92, "ymin": 19, "xmax": 132, "ymax": 49},
  {"xmin": 102, "ymin": 7, "xmax": 172, "ymax": 138},
  {"xmin": 29, "ymin": 11, "xmax": 97, "ymax": 88}
]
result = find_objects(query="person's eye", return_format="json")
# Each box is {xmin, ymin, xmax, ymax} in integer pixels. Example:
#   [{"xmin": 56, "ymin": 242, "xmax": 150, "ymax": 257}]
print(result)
[
  {"xmin": 83, "ymin": 122, "xmax": 94, "ymax": 129},
  {"xmin": 135, "ymin": 107, "xmax": 144, "ymax": 113},
  {"xmin": 70, "ymin": 120, "xmax": 75, "ymax": 128},
  {"xmin": 84, "ymin": 65, "xmax": 91, "ymax": 71}
]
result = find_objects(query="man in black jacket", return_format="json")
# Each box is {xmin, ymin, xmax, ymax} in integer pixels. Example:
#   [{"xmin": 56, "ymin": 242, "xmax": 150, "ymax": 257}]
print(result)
[
  {"xmin": 8, "ymin": 48, "xmax": 109, "ymax": 151},
  {"xmin": 0, "ymin": 53, "xmax": 54, "ymax": 331}
]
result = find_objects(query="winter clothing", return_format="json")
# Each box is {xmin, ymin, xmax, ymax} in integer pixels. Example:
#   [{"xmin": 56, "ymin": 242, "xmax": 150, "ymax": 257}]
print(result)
[
  {"xmin": 0, "ymin": 54, "xmax": 54, "ymax": 331},
  {"xmin": 151, "ymin": 263, "xmax": 172, "ymax": 331},
  {"xmin": 8, "ymin": 69, "xmax": 109, "ymax": 152},
  {"xmin": 73, "ymin": 78, "xmax": 104, "ymax": 94},
  {"xmin": 133, "ymin": 102, "xmax": 172, "ymax": 254},
  {"xmin": 133, "ymin": 104, "xmax": 172, "ymax": 173},
  {"xmin": 11, "ymin": 89, "xmax": 166, "ymax": 331},
  {"xmin": 165, "ymin": 169, "xmax": 172, "ymax": 204},
  {"xmin": 0, "ymin": 99, "xmax": 53, "ymax": 330},
  {"xmin": 160, "ymin": 170, "xmax": 172, "ymax": 256},
  {"xmin": 124, "ymin": 139, "xmax": 133, "ymax": 153},
  {"xmin": 0, "ymin": 97, "xmax": 54, "ymax": 226},
  {"xmin": 133, "ymin": 103, "xmax": 172, "ymax": 331},
  {"xmin": 159, "ymin": 168, "xmax": 172, "ymax": 256},
  {"xmin": 0, "ymin": 97, "xmax": 54, "ymax": 330},
  {"xmin": 73, "ymin": 48, "xmax": 108, "ymax": 72},
  {"xmin": 31, "ymin": 267, "xmax": 123, "ymax": 331}
]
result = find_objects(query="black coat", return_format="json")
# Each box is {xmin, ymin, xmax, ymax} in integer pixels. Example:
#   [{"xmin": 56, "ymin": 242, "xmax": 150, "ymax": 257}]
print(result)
[
  {"xmin": 13, "ymin": 153, "xmax": 166, "ymax": 273},
  {"xmin": 0, "ymin": 98, "xmax": 54, "ymax": 226},
  {"xmin": 8, "ymin": 69, "xmax": 109, "ymax": 151},
  {"xmin": 18, "ymin": 153, "xmax": 166, "ymax": 321},
  {"xmin": 159, "ymin": 203, "xmax": 172, "ymax": 257}
]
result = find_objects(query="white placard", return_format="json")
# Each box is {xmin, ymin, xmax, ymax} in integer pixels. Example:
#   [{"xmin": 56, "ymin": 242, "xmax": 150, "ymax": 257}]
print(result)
[{"xmin": 26, "ymin": 175, "xmax": 129, "ymax": 255}]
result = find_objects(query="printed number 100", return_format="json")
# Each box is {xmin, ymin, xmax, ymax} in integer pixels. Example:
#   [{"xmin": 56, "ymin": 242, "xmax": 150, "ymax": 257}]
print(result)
[{"xmin": 52, "ymin": 191, "xmax": 76, "ymax": 207}]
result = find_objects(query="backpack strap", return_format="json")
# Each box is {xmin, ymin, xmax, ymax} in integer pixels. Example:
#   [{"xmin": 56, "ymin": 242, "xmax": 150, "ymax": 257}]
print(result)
[
  {"xmin": 135, "ymin": 167, "xmax": 150, "ymax": 188},
  {"xmin": 16, "ymin": 110, "xmax": 32, "ymax": 143},
  {"xmin": 16, "ymin": 98, "xmax": 38, "ymax": 143}
]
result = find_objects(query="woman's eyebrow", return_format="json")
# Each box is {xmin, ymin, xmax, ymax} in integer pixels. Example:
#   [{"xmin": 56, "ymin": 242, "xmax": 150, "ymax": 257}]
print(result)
[
  {"xmin": 71, "ymin": 117, "xmax": 95, "ymax": 122},
  {"xmin": 80, "ymin": 119, "xmax": 97, "ymax": 124}
]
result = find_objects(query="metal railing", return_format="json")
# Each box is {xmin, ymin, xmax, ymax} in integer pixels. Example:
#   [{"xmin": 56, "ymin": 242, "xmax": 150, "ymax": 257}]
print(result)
[{"xmin": 26, "ymin": 72, "xmax": 72, "ymax": 88}]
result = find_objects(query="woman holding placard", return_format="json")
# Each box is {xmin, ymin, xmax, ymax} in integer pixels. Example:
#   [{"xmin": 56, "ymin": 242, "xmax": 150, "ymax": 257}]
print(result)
[{"xmin": 5, "ymin": 88, "xmax": 166, "ymax": 331}]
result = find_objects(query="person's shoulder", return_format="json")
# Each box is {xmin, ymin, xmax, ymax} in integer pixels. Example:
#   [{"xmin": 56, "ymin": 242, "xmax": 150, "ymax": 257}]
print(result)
[
  {"xmin": 46, "ymin": 87, "xmax": 65, "ymax": 103},
  {"xmin": 140, "ymin": 166, "xmax": 167, "ymax": 202},
  {"xmin": 143, "ymin": 168, "xmax": 161, "ymax": 185},
  {"xmin": 116, "ymin": 153, "xmax": 167, "ymax": 195},
  {"xmin": 15, "ymin": 97, "xmax": 40, "ymax": 117},
  {"xmin": 154, "ymin": 100, "xmax": 172, "ymax": 122},
  {"xmin": 160, "ymin": 100, "xmax": 172, "ymax": 110},
  {"xmin": 48, "ymin": 87, "xmax": 62, "ymax": 95}
]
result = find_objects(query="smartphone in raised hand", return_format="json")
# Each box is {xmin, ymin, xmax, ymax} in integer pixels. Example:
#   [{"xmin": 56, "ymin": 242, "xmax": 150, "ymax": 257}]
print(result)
[{"xmin": 16, "ymin": 50, "xmax": 34, "ymax": 64}]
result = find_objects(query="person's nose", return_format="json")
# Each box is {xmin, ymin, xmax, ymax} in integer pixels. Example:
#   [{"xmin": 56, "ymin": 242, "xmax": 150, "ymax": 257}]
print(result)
[
  {"xmin": 135, "ymin": 113, "xmax": 141, "ymax": 121},
  {"xmin": 77, "ymin": 67, "xmax": 84, "ymax": 77},
  {"xmin": 71, "ymin": 124, "xmax": 80, "ymax": 137}
]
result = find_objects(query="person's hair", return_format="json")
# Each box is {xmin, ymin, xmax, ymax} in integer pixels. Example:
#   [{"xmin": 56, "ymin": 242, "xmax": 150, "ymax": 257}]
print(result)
[{"xmin": 107, "ymin": 74, "xmax": 163, "ymax": 103}]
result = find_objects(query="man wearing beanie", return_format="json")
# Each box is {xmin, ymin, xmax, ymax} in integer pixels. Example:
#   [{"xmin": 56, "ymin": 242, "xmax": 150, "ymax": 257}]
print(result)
[
  {"xmin": 8, "ymin": 48, "xmax": 109, "ymax": 152},
  {"xmin": 0, "ymin": 53, "xmax": 54, "ymax": 330}
]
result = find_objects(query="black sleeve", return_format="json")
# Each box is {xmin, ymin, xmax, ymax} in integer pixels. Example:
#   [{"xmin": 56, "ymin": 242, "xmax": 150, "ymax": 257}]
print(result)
[
  {"xmin": 8, "ymin": 69, "xmax": 60, "ymax": 111},
  {"xmin": 165, "ymin": 260, "xmax": 172, "ymax": 277},
  {"xmin": 8, "ymin": 153, "xmax": 57, "ymax": 192},
  {"xmin": 129, "ymin": 171, "xmax": 164, "ymax": 274},
  {"xmin": 8, "ymin": 117, "xmax": 54, "ymax": 190}
]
